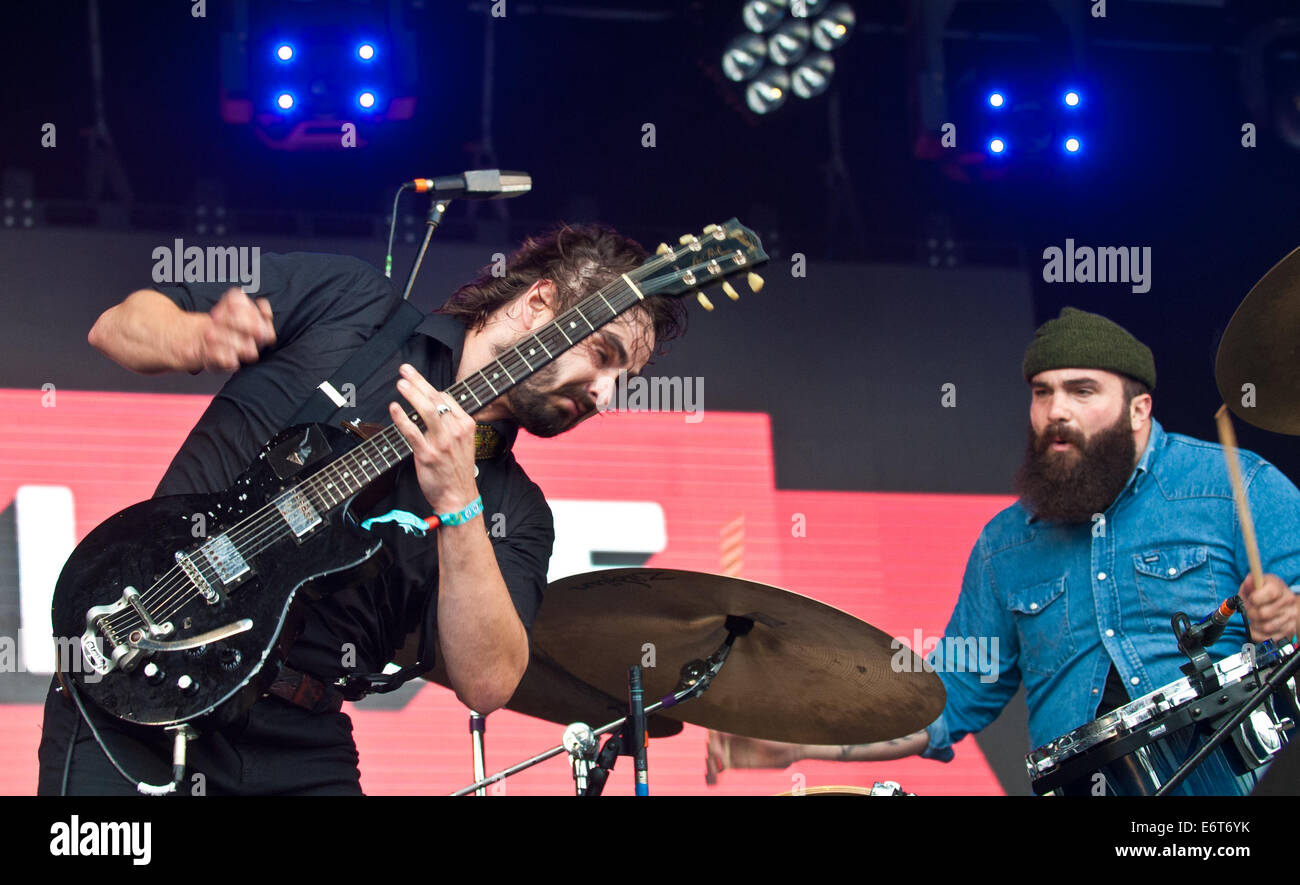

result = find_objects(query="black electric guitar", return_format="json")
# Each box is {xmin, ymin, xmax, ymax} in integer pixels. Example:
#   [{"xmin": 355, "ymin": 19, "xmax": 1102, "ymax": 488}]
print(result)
[{"xmin": 51, "ymin": 220, "xmax": 767, "ymax": 729}]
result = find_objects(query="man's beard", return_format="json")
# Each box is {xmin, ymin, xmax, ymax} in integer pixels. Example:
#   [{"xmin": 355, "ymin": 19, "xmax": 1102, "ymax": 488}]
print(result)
[
  {"xmin": 1013, "ymin": 412, "xmax": 1137, "ymax": 524},
  {"xmin": 501, "ymin": 360, "xmax": 595, "ymax": 438}
]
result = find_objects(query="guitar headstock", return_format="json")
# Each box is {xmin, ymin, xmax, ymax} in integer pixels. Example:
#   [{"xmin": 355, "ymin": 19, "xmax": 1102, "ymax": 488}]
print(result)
[{"xmin": 633, "ymin": 218, "xmax": 769, "ymax": 311}]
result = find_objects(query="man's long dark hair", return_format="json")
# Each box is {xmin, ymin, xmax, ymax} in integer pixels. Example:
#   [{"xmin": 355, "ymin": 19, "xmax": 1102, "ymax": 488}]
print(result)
[{"xmin": 439, "ymin": 222, "xmax": 687, "ymax": 355}]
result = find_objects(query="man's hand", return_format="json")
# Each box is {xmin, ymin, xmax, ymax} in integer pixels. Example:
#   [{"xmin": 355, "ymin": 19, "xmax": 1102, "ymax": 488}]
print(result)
[
  {"xmin": 389, "ymin": 363, "xmax": 479, "ymax": 515},
  {"xmin": 1239, "ymin": 572, "xmax": 1300, "ymax": 643},
  {"xmin": 195, "ymin": 287, "xmax": 276, "ymax": 373},
  {"xmin": 705, "ymin": 731, "xmax": 803, "ymax": 784}
]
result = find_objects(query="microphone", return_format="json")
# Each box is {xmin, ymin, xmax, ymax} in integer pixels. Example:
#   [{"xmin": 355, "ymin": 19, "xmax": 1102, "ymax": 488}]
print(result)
[
  {"xmin": 1181, "ymin": 596, "xmax": 1240, "ymax": 651},
  {"xmin": 407, "ymin": 170, "xmax": 531, "ymax": 200}
]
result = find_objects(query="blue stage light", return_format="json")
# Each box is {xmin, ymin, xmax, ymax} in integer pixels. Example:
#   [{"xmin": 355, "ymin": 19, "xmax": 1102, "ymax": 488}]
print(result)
[
  {"xmin": 358, "ymin": 43, "xmax": 375, "ymax": 61},
  {"xmin": 1064, "ymin": 136, "xmax": 1081, "ymax": 153},
  {"xmin": 276, "ymin": 92, "xmax": 295, "ymax": 110},
  {"xmin": 1063, "ymin": 90, "xmax": 1080, "ymax": 107},
  {"xmin": 988, "ymin": 92, "xmax": 1005, "ymax": 108},
  {"xmin": 358, "ymin": 91, "xmax": 376, "ymax": 109},
  {"xmin": 989, "ymin": 137, "xmax": 1006, "ymax": 154},
  {"xmin": 276, "ymin": 44, "xmax": 294, "ymax": 62}
]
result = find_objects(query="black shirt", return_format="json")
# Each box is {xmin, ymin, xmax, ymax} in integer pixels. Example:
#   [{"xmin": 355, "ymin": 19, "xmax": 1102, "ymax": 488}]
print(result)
[{"xmin": 154, "ymin": 252, "xmax": 554, "ymax": 683}]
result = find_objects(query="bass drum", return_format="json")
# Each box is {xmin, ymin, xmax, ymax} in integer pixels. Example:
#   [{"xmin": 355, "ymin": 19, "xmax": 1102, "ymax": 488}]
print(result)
[{"xmin": 1026, "ymin": 642, "xmax": 1297, "ymax": 796}]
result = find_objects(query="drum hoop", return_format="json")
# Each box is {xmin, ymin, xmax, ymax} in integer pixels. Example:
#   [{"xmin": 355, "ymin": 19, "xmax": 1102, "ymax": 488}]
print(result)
[{"xmin": 1026, "ymin": 648, "xmax": 1268, "ymax": 776}]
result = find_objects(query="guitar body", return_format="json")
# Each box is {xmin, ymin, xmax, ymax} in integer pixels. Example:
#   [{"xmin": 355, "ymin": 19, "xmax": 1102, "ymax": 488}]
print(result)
[
  {"xmin": 50, "ymin": 422, "xmax": 390, "ymax": 729},
  {"xmin": 48, "ymin": 218, "xmax": 768, "ymax": 734}
]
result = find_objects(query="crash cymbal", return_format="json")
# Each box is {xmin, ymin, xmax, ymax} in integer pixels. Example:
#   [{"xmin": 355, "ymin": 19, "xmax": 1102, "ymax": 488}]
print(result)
[
  {"xmin": 530, "ymin": 569, "xmax": 945, "ymax": 745},
  {"xmin": 1216, "ymin": 245, "xmax": 1300, "ymax": 434},
  {"xmin": 395, "ymin": 634, "xmax": 683, "ymax": 738}
]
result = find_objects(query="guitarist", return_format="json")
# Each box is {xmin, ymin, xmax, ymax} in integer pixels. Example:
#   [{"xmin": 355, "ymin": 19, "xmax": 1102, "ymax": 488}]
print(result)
[{"xmin": 37, "ymin": 224, "xmax": 687, "ymax": 795}]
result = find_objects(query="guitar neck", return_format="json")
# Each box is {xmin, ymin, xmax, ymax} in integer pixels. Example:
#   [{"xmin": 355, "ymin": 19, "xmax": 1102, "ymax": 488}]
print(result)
[{"xmin": 296, "ymin": 276, "xmax": 646, "ymax": 510}]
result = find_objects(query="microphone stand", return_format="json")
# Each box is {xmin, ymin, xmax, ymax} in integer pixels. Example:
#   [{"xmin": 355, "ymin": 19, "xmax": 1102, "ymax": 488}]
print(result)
[
  {"xmin": 401, "ymin": 198, "xmax": 450, "ymax": 302},
  {"xmin": 450, "ymin": 616, "xmax": 752, "ymax": 796}
]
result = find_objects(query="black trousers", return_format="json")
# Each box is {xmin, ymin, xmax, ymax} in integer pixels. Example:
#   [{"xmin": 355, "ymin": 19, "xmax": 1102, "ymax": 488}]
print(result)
[{"xmin": 36, "ymin": 677, "xmax": 363, "ymax": 796}]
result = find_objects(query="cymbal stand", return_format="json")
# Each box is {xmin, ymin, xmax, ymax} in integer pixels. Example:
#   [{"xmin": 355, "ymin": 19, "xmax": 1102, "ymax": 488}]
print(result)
[{"xmin": 450, "ymin": 615, "xmax": 753, "ymax": 796}]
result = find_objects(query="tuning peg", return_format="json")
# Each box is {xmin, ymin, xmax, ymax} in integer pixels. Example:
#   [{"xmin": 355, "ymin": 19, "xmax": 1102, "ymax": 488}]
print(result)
[
  {"xmin": 722, "ymin": 280, "xmax": 740, "ymax": 301},
  {"xmin": 747, "ymin": 272, "xmax": 764, "ymax": 292},
  {"xmin": 656, "ymin": 242, "xmax": 671, "ymax": 255},
  {"xmin": 695, "ymin": 292, "xmax": 714, "ymax": 311},
  {"xmin": 703, "ymin": 223, "xmax": 718, "ymax": 235},
  {"xmin": 678, "ymin": 234, "xmax": 693, "ymax": 245}
]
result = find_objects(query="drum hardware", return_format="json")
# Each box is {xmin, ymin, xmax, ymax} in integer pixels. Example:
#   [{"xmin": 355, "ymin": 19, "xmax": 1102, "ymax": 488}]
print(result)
[
  {"xmin": 776, "ymin": 782, "xmax": 915, "ymax": 796},
  {"xmin": 1027, "ymin": 641, "xmax": 1298, "ymax": 795},
  {"xmin": 450, "ymin": 615, "xmax": 752, "ymax": 796},
  {"xmin": 469, "ymin": 712, "xmax": 487, "ymax": 797},
  {"xmin": 1154, "ymin": 642, "xmax": 1300, "ymax": 795},
  {"xmin": 1172, "ymin": 597, "xmax": 1241, "ymax": 693}
]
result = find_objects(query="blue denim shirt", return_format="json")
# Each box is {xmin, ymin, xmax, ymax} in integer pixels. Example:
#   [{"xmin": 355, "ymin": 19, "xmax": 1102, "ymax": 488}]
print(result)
[{"xmin": 923, "ymin": 419, "xmax": 1300, "ymax": 794}]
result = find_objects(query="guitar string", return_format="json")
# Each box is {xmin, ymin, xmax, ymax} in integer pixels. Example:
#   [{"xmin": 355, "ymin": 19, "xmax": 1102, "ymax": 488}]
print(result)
[
  {"xmin": 108, "ymin": 275, "xmax": 644, "ymax": 632},
  {"xmin": 99, "ymin": 250, "xmax": 740, "ymax": 639},
  {"xmin": 100, "ymin": 252, "xmax": 725, "ymax": 636}
]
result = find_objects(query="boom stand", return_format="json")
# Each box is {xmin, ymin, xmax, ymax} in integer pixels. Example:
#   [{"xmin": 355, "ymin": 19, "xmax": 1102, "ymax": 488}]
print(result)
[{"xmin": 451, "ymin": 615, "xmax": 753, "ymax": 796}]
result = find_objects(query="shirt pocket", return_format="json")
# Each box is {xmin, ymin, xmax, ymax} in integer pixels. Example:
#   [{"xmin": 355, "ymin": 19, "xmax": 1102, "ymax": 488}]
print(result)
[
  {"xmin": 1132, "ymin": 544, "xmax": 1218, "ymax": 634},
  {"xmin": 1006, "ymin": 576, "xmax": 1076, "ymax": 677}
]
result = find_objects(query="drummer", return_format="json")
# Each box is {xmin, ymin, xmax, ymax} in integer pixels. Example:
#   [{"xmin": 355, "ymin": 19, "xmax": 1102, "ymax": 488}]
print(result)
[{"xmin": 708, "ymin": 307, "xmax": 1300, "ymax": 794}]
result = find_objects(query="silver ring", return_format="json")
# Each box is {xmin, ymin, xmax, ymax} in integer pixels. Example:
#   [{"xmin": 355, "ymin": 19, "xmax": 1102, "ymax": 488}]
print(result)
[{"xmin": 435, "ymin": 403, "xmax": 451, "ymax": 416}]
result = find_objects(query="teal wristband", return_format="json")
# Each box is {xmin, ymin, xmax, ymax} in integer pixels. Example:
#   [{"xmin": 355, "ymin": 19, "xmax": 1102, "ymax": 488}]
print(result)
[{"xmin": 433, "ymin": 495, "xmax": 483, "ymax": 527}]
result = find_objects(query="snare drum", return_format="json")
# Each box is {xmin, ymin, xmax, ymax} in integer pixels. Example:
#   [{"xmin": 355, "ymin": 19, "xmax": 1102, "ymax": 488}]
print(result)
[{"xmin": 1026, "ymin": 642, "xmax": 1297, "ymax": 796}]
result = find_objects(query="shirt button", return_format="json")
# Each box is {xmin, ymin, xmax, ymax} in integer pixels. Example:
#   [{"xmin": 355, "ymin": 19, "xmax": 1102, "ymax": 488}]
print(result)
[
  {"xmin": 1097, "ymin": 571, "xmax": 1107, "ymax": 581},
  {"xmin": 1130, "ymin": 676, "xmax": 1140, "ymax": 686},
  {"xmin": 1091, "ymin": 688, "xmax": 1099, "ymax": 695},
  {"xmin": 1105, "ymin": 629, "xmax": 1115, "ymax": 638},
  {"xmin": 1029, "ymin": 602, "xmax": 1039, "ymax": 611},
  {"xmin": 1167, "ymin": 567, "xmax": 1177, "ymax": 576}
]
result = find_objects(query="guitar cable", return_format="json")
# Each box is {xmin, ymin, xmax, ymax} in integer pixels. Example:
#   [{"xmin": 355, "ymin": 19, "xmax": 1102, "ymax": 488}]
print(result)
[{"xmin": 61, "ymin": 677, "xmax": 183, "ymax": 796}]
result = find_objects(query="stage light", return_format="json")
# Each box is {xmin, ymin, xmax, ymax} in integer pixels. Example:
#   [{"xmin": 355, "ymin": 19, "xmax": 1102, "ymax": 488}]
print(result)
[
  {"xmin": 791, "ymin": 52, "xmax": 834, "ymax": 99},
  {"xmin": 1064, "ymin": 136, "xmax": 1080, "ymax": 153},
  {"xmin": 988, "ymin": 91, "xmax": 1005, "ymax": 108},
  {"xmin": 989, "ymin": 138, "xmax": 1006, "ymax": 154},
  {"xmin": 358, "ymin": 91, "xmax": 376, "ymax": 109},
  {"xmin": 746, "ymin": 67, "xmax": 790, "ymax": 115},
  {"xmin": 811, "ymin": 2, "xmax": 854, "ymax": 51},
  {"xmin": 768, "ymin": 20, "xmax": 811, "ymax": 66},
  {"xmin": 275, "ymin": 44, "xmax": 294, "ymax": 62},
  {"xmin": 722, "ymin": 34, "xmax": 767, "ymax": 82},
  {"xmin": 276, "ymin": 92, "xmax": 295, "ymax": 110},
  {"xmin": 743, "ymin": 0, "xmax": 787, "ymax": 34},
  {"xmin": 1063, "ymin": 90, "xmax": 1080, "ymax": 107},
  {"xmin": 358, "ymin": 43, "xmax": 375, "ymax": 61},
  {"xmin": 790, "ymin": 0, "xmax": 827, "ymax": 16}
]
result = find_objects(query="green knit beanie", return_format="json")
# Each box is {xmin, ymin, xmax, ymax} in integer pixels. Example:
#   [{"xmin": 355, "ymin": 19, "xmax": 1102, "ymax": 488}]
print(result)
[{"xmin": 1022, "ymin": 307, "xmax": 1156, "ymax": 390}]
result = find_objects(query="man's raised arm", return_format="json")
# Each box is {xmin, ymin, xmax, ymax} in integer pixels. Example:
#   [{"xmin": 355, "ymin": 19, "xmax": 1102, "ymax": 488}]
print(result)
[{"xmin": 88, "ymin": 286, "xmax": 275, "ymax": 375}]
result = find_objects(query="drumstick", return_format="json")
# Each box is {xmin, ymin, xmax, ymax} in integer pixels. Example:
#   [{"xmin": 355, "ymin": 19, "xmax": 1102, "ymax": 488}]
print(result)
[{"xmin": 1215, "ymin": 405, "xmax": 1266, "ymax": 595}]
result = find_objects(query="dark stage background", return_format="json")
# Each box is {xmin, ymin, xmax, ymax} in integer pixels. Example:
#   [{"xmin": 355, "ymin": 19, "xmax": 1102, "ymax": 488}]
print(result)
[{"xmin": 2, "ymin": 0, "xmax": 1299, "ymax": 797}]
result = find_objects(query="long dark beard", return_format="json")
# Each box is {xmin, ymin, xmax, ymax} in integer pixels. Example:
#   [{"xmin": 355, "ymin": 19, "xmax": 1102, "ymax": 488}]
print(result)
[{"xmin": 1013, "ymin": 412, "xmax": 1137, "ymax": 524}]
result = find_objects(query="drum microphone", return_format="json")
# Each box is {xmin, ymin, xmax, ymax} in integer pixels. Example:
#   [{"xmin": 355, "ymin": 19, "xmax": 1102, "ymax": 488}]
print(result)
[
  {"xmin": 404, "ymin": 170, "xmax": 531, "ymax": 200},
  {"xmin": 1184, "ymin": 596, "xmax": 1241, "ymax": 649}
]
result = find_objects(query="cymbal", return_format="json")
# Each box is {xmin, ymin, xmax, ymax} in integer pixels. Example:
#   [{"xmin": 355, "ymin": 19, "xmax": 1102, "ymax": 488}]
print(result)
[
  {"xmin": 1216, "ymin": 245, "xmax": 1300, "ymax": 434},
  {"xmin": 530, "ymin": 569, "xmax": 945, "ymax": 745},
  {"xmin": 395, "ymin": 634, "xmax": 684, "ymax": 738}
]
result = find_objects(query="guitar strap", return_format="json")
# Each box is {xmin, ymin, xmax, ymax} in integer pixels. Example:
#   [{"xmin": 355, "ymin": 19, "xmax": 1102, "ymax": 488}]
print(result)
[{"xmin": 288, "ymin": 298, "xmax": 426, "ymax": 426}]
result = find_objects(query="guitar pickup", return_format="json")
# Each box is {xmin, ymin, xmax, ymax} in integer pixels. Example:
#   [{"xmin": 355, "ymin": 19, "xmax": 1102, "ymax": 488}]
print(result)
[
  {"xmin": 275, "ymin": 488, "xmax": 322, "ymax": 538},
  {"xmin": 197, "ymin": 533, "xmax": 251, "ymax": 585}
]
